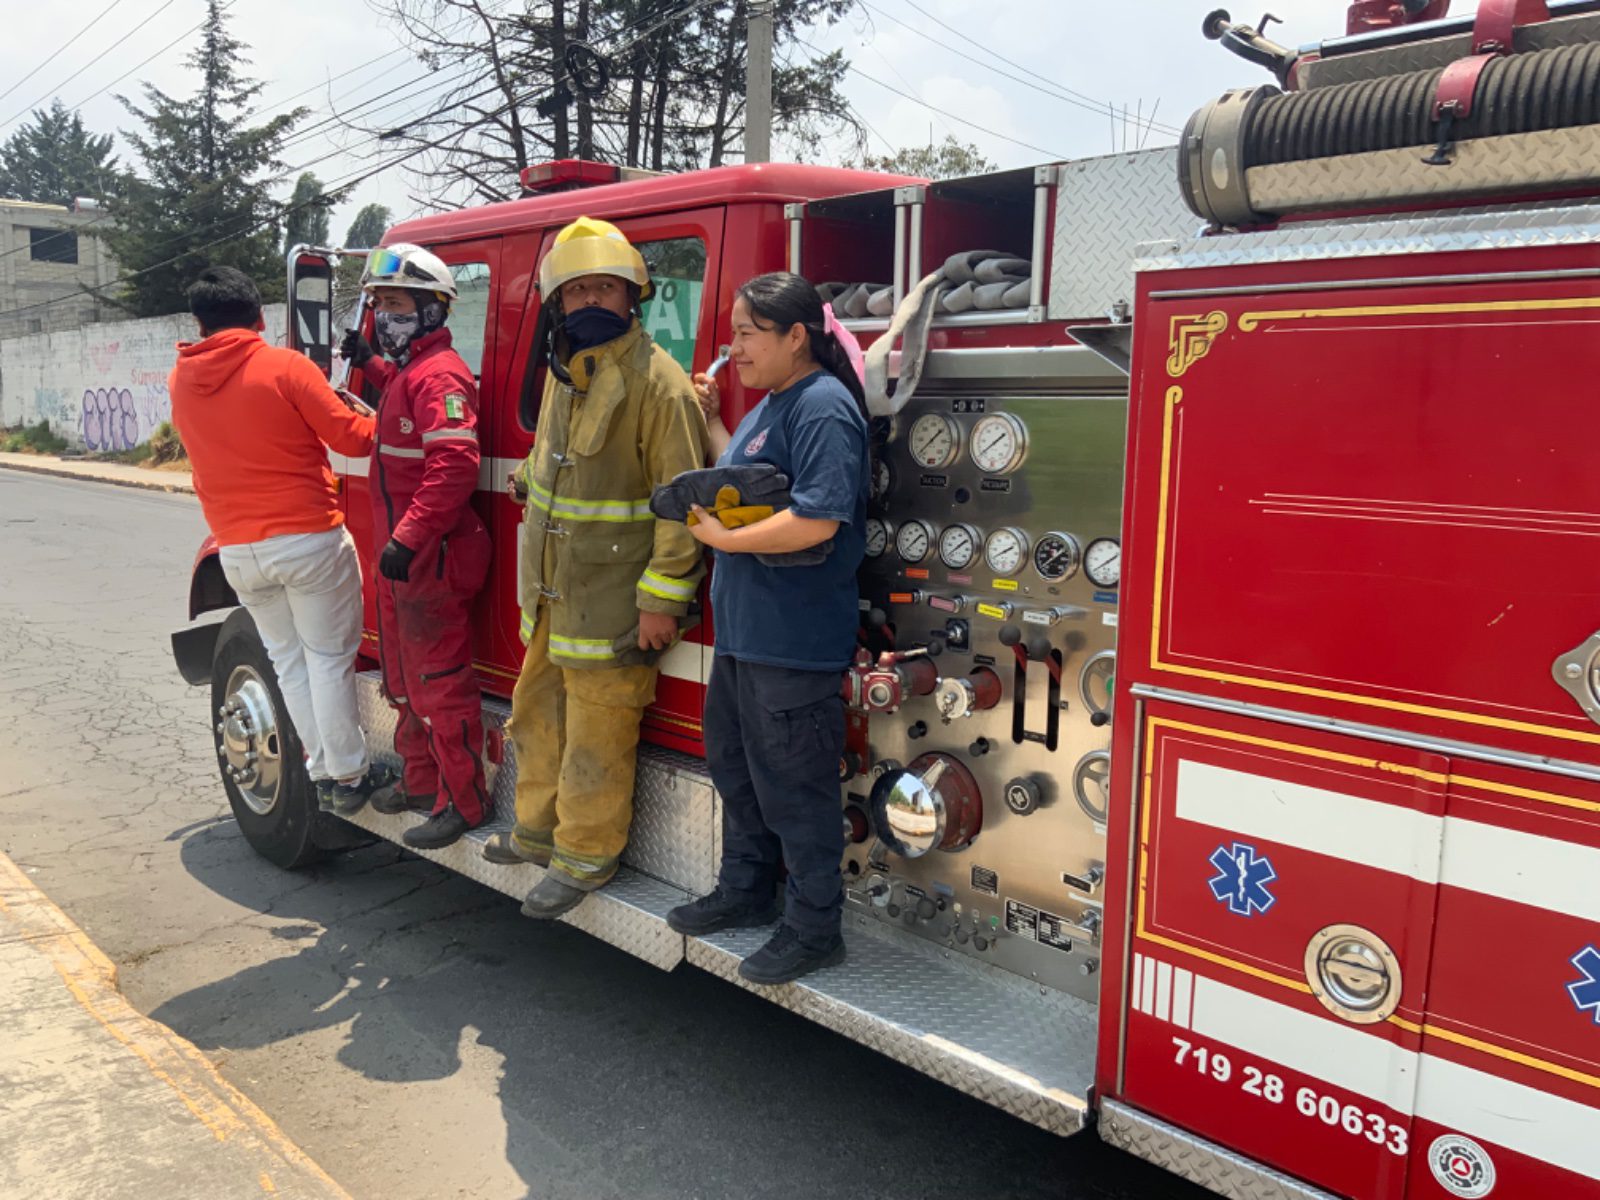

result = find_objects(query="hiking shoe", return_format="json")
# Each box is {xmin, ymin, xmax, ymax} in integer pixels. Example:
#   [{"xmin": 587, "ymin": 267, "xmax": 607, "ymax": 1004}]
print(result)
[
  {"xmin": 482, "ymin": 831, "xmax": 550, "ymax": 867},
  {"xmin": 520, "ymin": 871, "xmax": 588, "ymax": 919},
  {"xmin": 402, "ymin": 806, "xmax": 471, "ymax": 850},
  {"xmin": 315, "ymin": 780, "xmax": 336, "ymax": 812},
  {"xmin": 371, "ymin": 785, "xmax": 435, "ymax": 816},
  {"xmin": 666, "ymin": 887, "xmax": 779, "ymax": 936},
  {"xmin": 332, "ymin": 763, "xmax": 397, "ymax": 815},
  {"xmin": 737, "ymin": 924, "xmax": 845, "ymax": 987}
]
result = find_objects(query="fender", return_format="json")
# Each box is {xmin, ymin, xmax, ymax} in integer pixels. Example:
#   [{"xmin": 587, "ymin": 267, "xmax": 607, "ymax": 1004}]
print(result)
[{"xmin": 171, "ymin": 536, "xmax": 240, "ymax": 685}]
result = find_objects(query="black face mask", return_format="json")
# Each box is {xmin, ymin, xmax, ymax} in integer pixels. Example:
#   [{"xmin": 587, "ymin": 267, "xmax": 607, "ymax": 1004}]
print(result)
[{"xmin": 564, "ymin": 307, "xmax": 631, "ymax": 352}]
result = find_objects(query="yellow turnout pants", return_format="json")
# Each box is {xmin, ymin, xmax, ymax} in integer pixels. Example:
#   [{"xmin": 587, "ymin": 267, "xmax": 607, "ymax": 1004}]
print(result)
[{"xmin": 507, "ymin": 605, "xmax": 658, "ymax": 889}]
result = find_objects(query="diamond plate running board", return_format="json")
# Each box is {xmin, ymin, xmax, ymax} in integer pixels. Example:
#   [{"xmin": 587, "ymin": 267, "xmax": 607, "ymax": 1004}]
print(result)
[{"xmin": 1099, "ymin": 1100, "xmax": 1337, "ymax": 1199}]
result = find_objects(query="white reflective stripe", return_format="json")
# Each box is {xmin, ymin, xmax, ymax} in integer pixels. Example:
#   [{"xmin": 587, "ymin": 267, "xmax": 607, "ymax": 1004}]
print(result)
[
  {"xmin": 421, "ymin": 427, "xmax": 478, "ymax": 444},
  {"xmin": 529, "ymin": 480, "xmax": 654, "ymax": 522},
  {"xmin": 638, "ymin": 569, "xmax": 696, "ymax": 602},
  {"xmin": 327, "ymin": 449, "xmax": 371, "ymax": 478},
  {"xmin": 1143, "ymin": 962, "xmax": 1600, "ymax": 1182},
  {"xmin": 1176, "ymin": 760, "xmax": 1443, "ymax": 885},
  {"xmin": 378, "ymin": 444, "xmax": 425, "ymax": 459},
  {"xmin": 1175, "ymin": 759, "xmax": 1600, "ymax": 921},
  {"xmin": 549, "ymin": 635, "xmax": 615, "ymax": 660}
]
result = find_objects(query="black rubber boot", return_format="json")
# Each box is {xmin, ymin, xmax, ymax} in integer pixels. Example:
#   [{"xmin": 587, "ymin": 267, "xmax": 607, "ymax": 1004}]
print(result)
[
  {"xmin": 482, "ymin": 831, "xmax": 550, "ymax": 867},
  {"xmin": 315, "ymin": 780, "xmax": 336, "ymax": 813},
  {"xmin": 371, "ymin": 786, "xmax": 435, "ymax": 816},
  {"xmin": 666, "ymin": 887, "xmax": 779, "ymax": 936},
  {"xmin": 402, "ymin": 806, "xmax": 471, "ymax": 850},
  {"xmin": 737, "ymin": 924, "xmax": 846, "ymax": 987},
  {"xmin": 520, "ymin": 872, "xmax": 587, "ymax": 919}
]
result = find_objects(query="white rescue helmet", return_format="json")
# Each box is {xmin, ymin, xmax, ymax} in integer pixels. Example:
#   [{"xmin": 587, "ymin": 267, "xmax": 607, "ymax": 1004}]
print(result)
[{"xmin": 360, "ymin": 242, "xmax": 458, "ymax": 301}]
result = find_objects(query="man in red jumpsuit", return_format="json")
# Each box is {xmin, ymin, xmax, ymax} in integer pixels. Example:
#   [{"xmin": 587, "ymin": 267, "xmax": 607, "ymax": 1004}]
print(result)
[{"xmin": 340, "ymin": 243, "xmax": 493, "ymax": 849}]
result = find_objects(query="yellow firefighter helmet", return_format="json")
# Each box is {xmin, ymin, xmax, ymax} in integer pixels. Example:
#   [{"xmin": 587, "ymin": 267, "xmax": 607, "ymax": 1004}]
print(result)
[{"xmin": 539, "ymin": 216, "xmax": 654, "ymax": 303}]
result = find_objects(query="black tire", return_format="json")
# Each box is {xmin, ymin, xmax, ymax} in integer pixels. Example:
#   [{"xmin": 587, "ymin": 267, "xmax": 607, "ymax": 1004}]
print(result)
[{"xmin": 209, "ymin": 608, "xmax": 325, "ymax": 869}]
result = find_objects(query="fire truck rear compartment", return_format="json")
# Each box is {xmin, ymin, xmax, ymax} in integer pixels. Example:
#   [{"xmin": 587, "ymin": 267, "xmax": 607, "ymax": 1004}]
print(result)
[{"xmin": 342, "ymin": 670, "xmax": 1097, "ymax": 1136}]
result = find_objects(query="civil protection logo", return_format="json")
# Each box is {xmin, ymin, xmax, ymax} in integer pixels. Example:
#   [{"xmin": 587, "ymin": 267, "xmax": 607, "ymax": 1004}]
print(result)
[
  {"xmin": 743, "ymin": 428, "xmax": 768, "ymax": 456},
  {"xmin": 1429, "ymin": 1134, "xmax": 1496, "ymax": 1197}
]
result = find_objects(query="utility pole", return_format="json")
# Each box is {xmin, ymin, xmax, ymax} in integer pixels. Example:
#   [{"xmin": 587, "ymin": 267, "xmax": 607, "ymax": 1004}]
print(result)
[{"xmin": 745, "ymin": 0, "xmax": 774, "ymax": 163}]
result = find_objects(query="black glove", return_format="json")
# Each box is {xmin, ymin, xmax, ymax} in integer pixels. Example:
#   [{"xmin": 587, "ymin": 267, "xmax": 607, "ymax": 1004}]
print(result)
[
  {"xmin": 378, "ymin": 538, "xmax": 415, "ymax": 582},
  {"xmin": 340, "ymin": 329, "xmax": 374, "ymax": 367}
]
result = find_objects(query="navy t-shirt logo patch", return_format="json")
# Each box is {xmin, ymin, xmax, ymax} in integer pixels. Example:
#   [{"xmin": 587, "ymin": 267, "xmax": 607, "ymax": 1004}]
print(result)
[{"xmin": 743, "ymin": 428, "xmax": 769, "ymax": 456}]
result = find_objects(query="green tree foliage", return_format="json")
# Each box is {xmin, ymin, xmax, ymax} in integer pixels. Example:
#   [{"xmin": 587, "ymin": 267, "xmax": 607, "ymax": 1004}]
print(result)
[
  {"xmin": 0, "ymin": 100, "xmax": 117, "ymax": 206},
  {"xmin": 101, "ymin": 1, "xmax": 307, "ymax": 316},
  {"xmin": 344, "ymin": 203, "xmax": 392, "ymax": 249},
  {"xmin": 366, "ymin": 0, "xmax": 860, "ymax": 203},
  {"xmin": 282, "ymin": 172, "xmax": 333, "ymax": 253},
  {"xmin": 856, "ymin": 136, "xmax": 997, "ymax": 181}
]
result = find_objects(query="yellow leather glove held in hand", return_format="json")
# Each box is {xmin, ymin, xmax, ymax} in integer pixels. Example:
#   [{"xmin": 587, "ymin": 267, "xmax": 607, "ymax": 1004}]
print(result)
[{"xmin": 686, "ymin": 484, "xmax": 777, "ymax": 530}]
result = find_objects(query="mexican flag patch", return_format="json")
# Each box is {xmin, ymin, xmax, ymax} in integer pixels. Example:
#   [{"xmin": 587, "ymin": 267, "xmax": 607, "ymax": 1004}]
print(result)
[{"xmin": 444, "ymin": 393, "xmax": 466, "ymax": 420}]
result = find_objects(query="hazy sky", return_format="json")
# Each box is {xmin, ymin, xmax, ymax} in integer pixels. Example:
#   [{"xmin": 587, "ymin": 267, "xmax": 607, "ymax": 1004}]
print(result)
[{"xmin": 0, "ymin": 0, "xmax": 1474, "ymax": 242}]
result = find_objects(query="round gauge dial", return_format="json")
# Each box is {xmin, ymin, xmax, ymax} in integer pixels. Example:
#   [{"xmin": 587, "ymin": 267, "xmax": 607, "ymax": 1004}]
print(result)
[
  {"xmin": 896, "ymin": 519, "xmax": 935, "ymax": 564},
  {"xmin": 1084, "ymin": 537, "xmax": 1122, "ymax": 589},
  {"xmin": 864, "ymin": 517, "xmax": 890, "ymax": 559},
  {"xmin": 984, "ymin": 527, "xmax": 1029, "ymax": 577},
  {"xmin": 969, "ymin": 413, "xmax": 1028, "ymax": 475},
  {"xmin": 907, "ymin": 413, "xmax": 961, "ymax": 469},
  {"xmin": 938, "ymin": 523, "xmax": 981, "ymax": 571},
  {"xmin": 1033, "ymin": 532, "xmax": 1081, "ymax": 582},
  {"xmin": 871, "ymin": 459, "xmax": 894, "ymax": 503}
]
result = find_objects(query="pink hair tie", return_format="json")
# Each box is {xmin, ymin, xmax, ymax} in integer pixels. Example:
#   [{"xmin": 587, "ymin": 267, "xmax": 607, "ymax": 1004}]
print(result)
[{"xmin": 823, "ymin": 302, "xmax": 867, "ymax": 389}]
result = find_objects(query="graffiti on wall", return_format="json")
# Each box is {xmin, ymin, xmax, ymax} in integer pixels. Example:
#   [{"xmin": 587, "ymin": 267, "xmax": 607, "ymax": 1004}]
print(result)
[{"xmin": 81, "ymin": 387, "xmax": 141, "ymax": 451}]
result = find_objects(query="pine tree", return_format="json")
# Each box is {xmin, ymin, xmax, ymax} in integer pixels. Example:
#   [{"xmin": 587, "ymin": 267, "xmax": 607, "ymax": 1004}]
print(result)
[
  {"xmin": 344, "ymin": 203, "xmax": 392, "ymax": 249},
  {"xmin": 0, "ymin": 100, "xmax": 117, "ymax": 206},
  {"xmin": 102, "ymin": 1, "xmax": 307, "ymax": 316},
  {"xmin": 282, "ymin": 172, "xmax": 333, "ymax": 253}
]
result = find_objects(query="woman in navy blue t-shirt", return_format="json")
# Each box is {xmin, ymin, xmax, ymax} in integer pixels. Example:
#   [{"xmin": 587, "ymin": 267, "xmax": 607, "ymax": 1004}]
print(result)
[{"xmin": 664, "ymin": 272, "xmax": 870, "ymax": 986}]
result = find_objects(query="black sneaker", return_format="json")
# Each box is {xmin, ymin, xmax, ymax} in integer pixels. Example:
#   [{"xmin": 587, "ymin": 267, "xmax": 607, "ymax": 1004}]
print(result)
[
  {"xmin": 402, "ymin": 806, "xmax": 471, "ymax": 850},
  {"xmin": 331, "ymin": 763, "xmax": 398, "ymax": 815},
  {"xmin": 737, "ymin": 924, "xmax": 846, "ymax": 987},
  {"xmin": 371, "ymin": 785, "xmax": 435, "ymax": 816},
  {"xmin": 315, "ymin": 780, "xmax": 336, "ymax": 812},
  {"xmin": 666, "ymin": 887, "xmax": 779, "ymax": 936}
]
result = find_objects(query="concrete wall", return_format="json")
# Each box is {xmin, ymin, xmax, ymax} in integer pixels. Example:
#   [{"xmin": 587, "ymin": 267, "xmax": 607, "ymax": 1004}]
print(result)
[{"xmin": 0, "ymin": 305, "xmax": 287, "ymax": 450}]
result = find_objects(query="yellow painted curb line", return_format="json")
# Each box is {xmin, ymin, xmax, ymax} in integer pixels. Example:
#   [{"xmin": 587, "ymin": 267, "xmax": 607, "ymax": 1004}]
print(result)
[{"xmin": 0, "ymin": 850, "xmax": 352, "ymax": 1199}]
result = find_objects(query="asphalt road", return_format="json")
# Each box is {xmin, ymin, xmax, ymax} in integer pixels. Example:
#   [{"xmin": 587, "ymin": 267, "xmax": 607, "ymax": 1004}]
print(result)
[{"xmin": 0, "ymin": 469, "xmax": 1207, "ymax": 1200}]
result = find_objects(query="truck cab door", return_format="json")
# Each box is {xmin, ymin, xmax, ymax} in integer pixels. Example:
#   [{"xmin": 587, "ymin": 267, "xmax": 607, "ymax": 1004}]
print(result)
[{"xmin": 497, "ymin": 207, "xmax": 725, "ymax": 754}]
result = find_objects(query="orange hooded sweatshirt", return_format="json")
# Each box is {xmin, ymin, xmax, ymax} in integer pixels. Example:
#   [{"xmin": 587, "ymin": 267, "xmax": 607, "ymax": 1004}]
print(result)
[{"xmin": 170, "ymin": 328, "xmax": 375, "ymax": 546}]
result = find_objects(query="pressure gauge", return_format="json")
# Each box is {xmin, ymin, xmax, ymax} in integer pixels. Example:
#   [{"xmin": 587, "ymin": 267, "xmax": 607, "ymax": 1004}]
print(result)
[
  {"xmin": 984, "ymin": 527, "xmax": 1029, "ymax": 577},
  {"xmin": 864, "ymin": 517, "xmax": 891, "ymax": 559},
  {"xmin": 1084, "ymin": 538, "xmax": 1121, "ymax": 589},
  {"xmin": 1033, "ymin": 532, "xmax": 1081, "ymax": 582},
  {"xmin": 908, "ymin": 413, "xmax": 961, "ymax": 469},
  {"xmin": 969, "ymin": 413, "xmax": 1028, "ymax": 475},
  {"xmin": 871, "ymin": 459, "xmax": 894, "ymax": 503},
  {"xmin": 938, "ymin": 524, "xmax": 981, "ymax": 571},
  {"xmin": 896, "ymin": 519, "xmax": 935, "ymax": 564}
]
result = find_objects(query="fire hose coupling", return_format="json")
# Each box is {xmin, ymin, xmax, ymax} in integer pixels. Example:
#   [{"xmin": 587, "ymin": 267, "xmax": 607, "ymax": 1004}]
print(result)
[
  {"xmin": 934, "ymin": 667, "xmax": 1004, "ymax": 723},
  {"xmin": 844, "ymin": 646, "xmax": 940, "ymax": 713},
  {"xmin": 1203, "ymin": 10, "xmax": 1298, "ymax": 85}
]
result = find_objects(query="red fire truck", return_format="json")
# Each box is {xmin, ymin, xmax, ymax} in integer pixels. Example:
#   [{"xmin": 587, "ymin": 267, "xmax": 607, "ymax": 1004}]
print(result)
[{"xmin": 173, "ymin": 2, "xmax": 1600, "ymax": 1195}]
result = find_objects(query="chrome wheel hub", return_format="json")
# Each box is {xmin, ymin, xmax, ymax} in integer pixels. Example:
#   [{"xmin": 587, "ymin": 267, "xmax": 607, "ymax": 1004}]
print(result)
[{"xmin": 216, "ymin": 667, "xmax": 282, "ymax": 816}]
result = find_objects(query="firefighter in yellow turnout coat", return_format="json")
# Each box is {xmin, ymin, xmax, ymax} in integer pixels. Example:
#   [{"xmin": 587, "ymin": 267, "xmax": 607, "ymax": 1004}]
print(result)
[{"xmin": 487, "ymin": 218, "xmax": 709, "ymax": 918}]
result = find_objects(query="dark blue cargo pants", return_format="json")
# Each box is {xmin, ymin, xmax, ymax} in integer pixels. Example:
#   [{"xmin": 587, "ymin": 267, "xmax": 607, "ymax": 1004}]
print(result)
[{"xmin": 704, "ymin": 654, "xmax": 846, "ymax": 947}]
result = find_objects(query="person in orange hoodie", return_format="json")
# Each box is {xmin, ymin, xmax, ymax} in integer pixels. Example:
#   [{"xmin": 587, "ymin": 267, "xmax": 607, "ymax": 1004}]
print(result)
[{"xmin": 171, "ymin": 265, "xmax": 394, "ymax": 813}]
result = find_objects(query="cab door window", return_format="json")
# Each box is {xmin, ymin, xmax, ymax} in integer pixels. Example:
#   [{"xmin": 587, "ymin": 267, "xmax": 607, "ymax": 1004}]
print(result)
[
  {"xmin": 637, "ymin": 237, "xmax": 709, "ymax": 375},
  {"xmin": 445, "ymin": 260, "xmax": 493, "ymax": 379}
]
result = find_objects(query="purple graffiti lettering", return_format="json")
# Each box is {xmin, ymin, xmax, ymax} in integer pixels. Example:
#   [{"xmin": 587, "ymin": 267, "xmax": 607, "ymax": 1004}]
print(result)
[{"xmin": 81, "ymin": 387, "xmax": 139, "ymax": 451}]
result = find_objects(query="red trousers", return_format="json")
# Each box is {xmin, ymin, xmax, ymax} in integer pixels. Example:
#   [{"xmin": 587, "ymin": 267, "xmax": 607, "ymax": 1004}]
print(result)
[{"xmin": 375, "ymin": 528, "xmax": 493, "ymax": 823}]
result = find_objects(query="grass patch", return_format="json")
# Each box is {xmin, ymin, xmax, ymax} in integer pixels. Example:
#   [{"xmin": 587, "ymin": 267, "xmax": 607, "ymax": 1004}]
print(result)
[
  {"xmin": 82, "ymin": 421, "xmax": 188, "ymax": 469},
  {"xmin": 0, "ymin": 421, "xmax": 69, "ymax": 455}
]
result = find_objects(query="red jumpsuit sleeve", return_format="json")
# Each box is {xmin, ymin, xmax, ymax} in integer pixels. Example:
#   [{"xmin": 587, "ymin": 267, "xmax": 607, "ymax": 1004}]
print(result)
[
  {"xmin": 285, "ymin": 353, "xmax": 374, "ymax": 456},
  {"xmin": 361, "ymin": 356, "xmax": 397, "ymax": 390},
  {"xmin": 391, "ymin": 357, "xmax": 480, "ymax": 550}
]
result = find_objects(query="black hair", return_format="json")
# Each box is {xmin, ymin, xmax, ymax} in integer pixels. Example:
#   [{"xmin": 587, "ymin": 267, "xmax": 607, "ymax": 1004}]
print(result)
[
  {"xmin": 735, "ymin": 271, "xmax": 867, "ymax": 418},
  {"xmin": 186, "ymin": 266, "xmax": 262, "ymax": 333}
]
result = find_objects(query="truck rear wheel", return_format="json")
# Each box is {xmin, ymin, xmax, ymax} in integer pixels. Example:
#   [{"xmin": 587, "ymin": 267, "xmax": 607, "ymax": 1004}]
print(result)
[{"xmin": 209, "ymin": 608, "xmax": 324, "ymax": 869}]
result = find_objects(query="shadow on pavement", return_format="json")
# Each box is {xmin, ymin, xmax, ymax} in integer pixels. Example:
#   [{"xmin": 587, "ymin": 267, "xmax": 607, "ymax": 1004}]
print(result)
[{"xmin": 153, "ymin": 820, "xmax": 1200, "ymax": 1200}]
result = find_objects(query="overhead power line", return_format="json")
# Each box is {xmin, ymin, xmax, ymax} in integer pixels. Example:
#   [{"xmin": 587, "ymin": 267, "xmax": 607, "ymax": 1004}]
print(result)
[
  {"xmin": 62, "ymin": 0, "xmax": 241, "ymax": 117},
  {"xmin": 0, "ymin": 0, "xmax": 131, "ymax": 106},
  {"xmin": 859, "ymin": 0, "xmax": 1181, "ymax": 140},
  {"xmin": 1, "ymin": 0, "xmax": 183, "ymax": 131},
  {"xmin": 4, "ymin": 0, "xmax": 728, "ymax": 319}
]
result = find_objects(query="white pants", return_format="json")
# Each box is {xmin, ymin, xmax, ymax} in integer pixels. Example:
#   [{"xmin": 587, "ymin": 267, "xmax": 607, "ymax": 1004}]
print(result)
[{"xmin": 219, "ymin": 527, "xmax": 369, "ymax": 782}]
